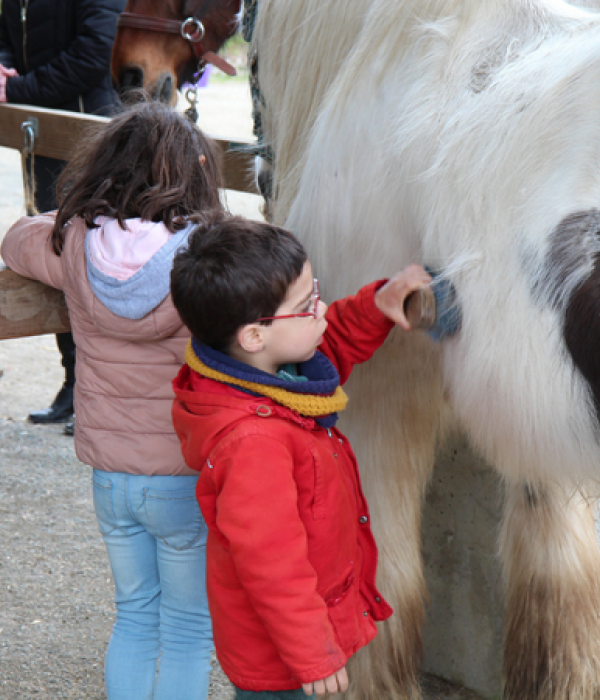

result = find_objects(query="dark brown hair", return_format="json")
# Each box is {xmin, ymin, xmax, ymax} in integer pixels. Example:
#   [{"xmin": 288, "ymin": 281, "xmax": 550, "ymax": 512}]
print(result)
[
  {"xmin": 51, "ymin": 99, "xmax": 223, "ymax": 254},
  {"xmin": 171, "ymin": 215, "xmax": 307, "ymax": 352}
]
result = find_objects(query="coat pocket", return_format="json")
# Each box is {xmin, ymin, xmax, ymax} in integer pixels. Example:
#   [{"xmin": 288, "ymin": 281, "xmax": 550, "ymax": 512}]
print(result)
[
  {"xmin": 326, "ymin": 570, "xmax": 361, "ymax": 650},
  {"xmin": 143, "ymin": 483, "xmax": 206, "ymax": 550}
]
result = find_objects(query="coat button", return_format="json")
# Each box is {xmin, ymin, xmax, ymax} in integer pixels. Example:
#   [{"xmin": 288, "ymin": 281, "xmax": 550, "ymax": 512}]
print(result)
[
  {"xmin": 256, "ymin": 405, "xmax": 272, "ymax": 417},
  {"xmin": 374, "ymin": 596, "xmax": 381, "ymax": 603},
  {"xmin": 363, "ymin": 610, "xmax": 368, "ymax": 616},
  {"xmin": 359, "ymin": 515, "xmax": 368, "ymax": 524}
]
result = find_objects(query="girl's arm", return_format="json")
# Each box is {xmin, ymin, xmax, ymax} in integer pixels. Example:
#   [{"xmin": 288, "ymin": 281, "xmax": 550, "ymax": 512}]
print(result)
[{"xmin": 1, "ymin": 213, "xmax": 65, "ymax": 290}]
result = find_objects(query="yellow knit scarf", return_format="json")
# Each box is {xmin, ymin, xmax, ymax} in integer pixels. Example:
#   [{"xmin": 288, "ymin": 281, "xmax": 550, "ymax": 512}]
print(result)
[{"xmin": 185, "ymin": 341, "xmax": 348, "ymax": 417}]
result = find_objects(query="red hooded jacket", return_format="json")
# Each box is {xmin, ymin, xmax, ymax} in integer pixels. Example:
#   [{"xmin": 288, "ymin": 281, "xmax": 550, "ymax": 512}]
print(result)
[{"xmin": 172, "ymin": 281, "xmax": 394, "ymax": 691}]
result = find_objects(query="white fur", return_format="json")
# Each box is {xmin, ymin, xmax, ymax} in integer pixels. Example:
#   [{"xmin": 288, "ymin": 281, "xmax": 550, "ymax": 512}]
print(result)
[
  {"xmin": 253, "ymin": 1, "xmax": 600, "ymax": 697},
  {"xmin": 257, "ymin": 0, "xmax": 600, "ymax": 483}
]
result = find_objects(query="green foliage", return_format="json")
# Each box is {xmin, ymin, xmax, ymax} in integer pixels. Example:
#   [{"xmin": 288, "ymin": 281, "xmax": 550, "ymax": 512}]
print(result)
[{"xmin": 214, "ymin": 33, "xmax": 249, "ymax": 82}]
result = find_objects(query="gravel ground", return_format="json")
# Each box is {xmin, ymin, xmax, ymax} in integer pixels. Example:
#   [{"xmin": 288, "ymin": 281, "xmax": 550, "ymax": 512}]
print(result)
[{"xmin": 0, "ymin": 80, "xmax": 482, "ymax": 700}]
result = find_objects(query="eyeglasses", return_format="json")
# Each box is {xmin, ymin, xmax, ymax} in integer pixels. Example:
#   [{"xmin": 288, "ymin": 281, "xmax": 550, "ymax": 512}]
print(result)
[{"xmin": 257, "ymin": 279, "xmax": 320, "ymax": 322}]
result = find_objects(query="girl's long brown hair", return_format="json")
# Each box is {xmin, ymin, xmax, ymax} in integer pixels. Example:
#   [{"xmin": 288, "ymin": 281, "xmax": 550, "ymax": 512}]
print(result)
[{"xmin": 51, "ymin": 99, "xmax": 223, "ymax": 254}]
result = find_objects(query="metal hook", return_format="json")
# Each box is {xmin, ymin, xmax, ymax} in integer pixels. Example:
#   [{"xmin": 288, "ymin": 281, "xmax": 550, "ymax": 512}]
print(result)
[
  {"xmin": 20, "ymin": 117, "xmax": 38, "ymax": 156},
  {"xmin": 184, "ymin": 87, "xmax": 199, "ymax": 123},
  {"xmin": 185, "ymin": 87, "xmax": 199, "ymax": 107}
]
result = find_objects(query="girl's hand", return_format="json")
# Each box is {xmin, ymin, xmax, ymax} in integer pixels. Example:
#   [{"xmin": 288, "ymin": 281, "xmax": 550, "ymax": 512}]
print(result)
[
  {"xmin": 374, "ymin": 264, "xmax": 432, "ymax": 331},
  {"xmin": 302, "ymin": 666, "xmax": 349, "ymax": 696}
]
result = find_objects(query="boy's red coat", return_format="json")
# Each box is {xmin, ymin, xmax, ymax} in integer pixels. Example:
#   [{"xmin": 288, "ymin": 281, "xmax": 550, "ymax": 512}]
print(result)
[{"xmin": 172, "ymin": 282, "xmax": 394, "ymax": 691}]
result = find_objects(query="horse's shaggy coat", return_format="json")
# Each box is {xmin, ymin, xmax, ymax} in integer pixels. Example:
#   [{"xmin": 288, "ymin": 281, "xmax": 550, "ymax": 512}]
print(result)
[{"xmin": 252, "ymin": 1, "xmax": 600, "ymax": 697}]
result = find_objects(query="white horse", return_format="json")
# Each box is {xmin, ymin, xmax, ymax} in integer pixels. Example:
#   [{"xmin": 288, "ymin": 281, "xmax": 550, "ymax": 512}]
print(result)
[{"xmin": 249, "ymin": 1, "xmax": 600, "ymax": 698}]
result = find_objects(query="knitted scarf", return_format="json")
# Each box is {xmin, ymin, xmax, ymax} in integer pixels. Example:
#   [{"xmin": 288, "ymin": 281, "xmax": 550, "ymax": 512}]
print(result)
[{"xmin": 185, "ymin": 339, "xmax": 348, "ymax": 428}]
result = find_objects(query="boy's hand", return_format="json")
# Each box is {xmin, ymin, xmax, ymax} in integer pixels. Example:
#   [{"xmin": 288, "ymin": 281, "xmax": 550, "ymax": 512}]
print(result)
[
  {"xmin": 302, "ymin": 666, "xmax": 348, "ymax": 696},
  {"xmin": 374, "ymin": 264, "xmax": 432, "ymax": 331}
]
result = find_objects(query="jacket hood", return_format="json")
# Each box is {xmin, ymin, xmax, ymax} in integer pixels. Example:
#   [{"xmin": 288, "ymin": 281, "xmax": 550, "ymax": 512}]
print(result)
[
  {"xmin": 64, "ymin": 217, "xmax": 187, "ymax": 343},
  {"xmin": 172, "ymin": 364, "xmax": 317, "ymax": 472},
  {"xmin": 86, "ymin": 217, "xmax": 192, "ymax": 321}
]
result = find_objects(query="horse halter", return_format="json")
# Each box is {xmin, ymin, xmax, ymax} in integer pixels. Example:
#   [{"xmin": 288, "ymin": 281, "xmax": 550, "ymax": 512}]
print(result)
[{"xmin": 117, "ymin": 7, "xmax": 237, "ymax": 77}]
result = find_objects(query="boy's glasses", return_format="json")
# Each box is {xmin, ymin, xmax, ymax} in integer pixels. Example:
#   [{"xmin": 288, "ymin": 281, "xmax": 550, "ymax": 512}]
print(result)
[{"xmin": 257, "ymin": 279, "xmax": 320, "ymax": 322}]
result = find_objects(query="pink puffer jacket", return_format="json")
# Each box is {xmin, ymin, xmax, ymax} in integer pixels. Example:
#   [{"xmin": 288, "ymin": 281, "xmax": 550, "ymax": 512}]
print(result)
[{"xmin": 1, "ymin": 212, "xmax": 194, "ymax": 476}]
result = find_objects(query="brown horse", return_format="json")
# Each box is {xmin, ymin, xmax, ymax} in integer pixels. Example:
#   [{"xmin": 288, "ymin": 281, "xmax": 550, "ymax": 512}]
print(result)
[{"xmin": 111, "ymin": 0, "xmax": 242, "ymax": 104}]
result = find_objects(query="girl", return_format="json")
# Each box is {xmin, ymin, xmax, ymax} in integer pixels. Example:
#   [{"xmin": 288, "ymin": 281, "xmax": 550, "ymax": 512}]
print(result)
[{"xmin": 1, "ymin": 100, "xmax": 223, "ymax": 700}]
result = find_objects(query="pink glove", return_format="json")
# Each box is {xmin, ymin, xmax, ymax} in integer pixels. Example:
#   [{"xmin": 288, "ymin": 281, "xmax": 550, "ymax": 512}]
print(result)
[{"xmin": 0, "ymin": 65, "xmax": 19, "ymax": 103}]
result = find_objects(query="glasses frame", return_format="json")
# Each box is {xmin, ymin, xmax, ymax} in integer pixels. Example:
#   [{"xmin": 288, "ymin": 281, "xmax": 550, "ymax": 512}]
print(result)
[{"xmin": 257, "ymin": 278, "xmax": 320, "ymax": 322}]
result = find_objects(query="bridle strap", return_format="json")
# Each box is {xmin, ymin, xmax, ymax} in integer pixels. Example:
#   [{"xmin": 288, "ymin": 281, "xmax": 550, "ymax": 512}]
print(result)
[
  {"xmin": 116, "ymin": 7, "xmax": 237, "ymax": 76},
  {"xmin": 117, "ymin": 12, "xmax": 183, "ymax": 35}
]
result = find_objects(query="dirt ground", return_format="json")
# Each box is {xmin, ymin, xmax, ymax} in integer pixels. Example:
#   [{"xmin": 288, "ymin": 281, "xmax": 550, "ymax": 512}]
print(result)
[{"xmin": 0, "ymin": 79, "xmax": 482, "ymax": 699}]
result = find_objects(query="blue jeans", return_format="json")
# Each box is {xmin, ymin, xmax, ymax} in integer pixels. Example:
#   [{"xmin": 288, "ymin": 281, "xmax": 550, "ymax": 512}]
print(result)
[{"xmin": 93, "ymin": 470, "xmax": 212, "ymax": 700}]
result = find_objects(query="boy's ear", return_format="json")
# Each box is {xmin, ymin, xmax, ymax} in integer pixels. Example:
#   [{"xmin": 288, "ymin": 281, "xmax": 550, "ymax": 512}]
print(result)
[{"xmin": 236, "ymin": 323, "xmax": 265, "ymax": 354}]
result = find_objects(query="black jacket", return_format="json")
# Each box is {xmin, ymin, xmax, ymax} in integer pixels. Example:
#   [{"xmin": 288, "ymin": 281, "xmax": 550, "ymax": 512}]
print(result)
[{"xmin": 0, "ymin": 0, "xmax": 125, "ymax": 115}]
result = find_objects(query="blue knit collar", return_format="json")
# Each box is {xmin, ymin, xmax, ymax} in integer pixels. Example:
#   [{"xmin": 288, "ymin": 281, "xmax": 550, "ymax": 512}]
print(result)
[{"xmin": 192, "ymin": 339, "xmax": 341, "ymax": 428}]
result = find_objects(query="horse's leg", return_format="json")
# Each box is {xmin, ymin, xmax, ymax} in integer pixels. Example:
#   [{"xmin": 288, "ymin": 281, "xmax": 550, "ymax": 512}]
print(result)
[
  {"xmin": 501, "ymin": 480, "xmax": 600, "ymax": 699},
  {"xmin": 340, "ymin": 331, "xmax": 445, "ymax": 700}
]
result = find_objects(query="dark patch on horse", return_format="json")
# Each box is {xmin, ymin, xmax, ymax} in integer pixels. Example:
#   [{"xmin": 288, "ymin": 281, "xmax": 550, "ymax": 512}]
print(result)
[
  {"xmin": 523, "ymin": 483, "xmax": 544, "ymax": 508},
  {"xmin": 531, "ymin": 209, "xmax": 600, "ymax": 311},
  {"xmin": 564, "ymin": 254, "xmax": 600, "ymax": 423},
  {"xmin": 470, "ymin": 38, "xmax": 523, "ymax": 93},
  {"xmin": 548, "ymin": 210, "xmax": 600, "ymax": 307},
  {"xmin": 530, "ymin": 210, "xmax": 600, "ymax": 429}
]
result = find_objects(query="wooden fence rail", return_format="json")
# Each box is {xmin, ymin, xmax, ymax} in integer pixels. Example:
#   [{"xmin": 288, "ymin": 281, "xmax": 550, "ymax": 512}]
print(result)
[{"xmin": 0, "ymin": 103, "xmax": 257, "ymax": 340}]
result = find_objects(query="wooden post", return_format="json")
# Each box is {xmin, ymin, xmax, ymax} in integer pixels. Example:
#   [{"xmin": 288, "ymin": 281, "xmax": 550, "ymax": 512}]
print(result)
[
  {"xmin": 0, "ymin": 266, "xmax": 70, "ymax": 339},
  {"xmin": 0, "ymin": 103, "xmax": 258, "ymax": 340},
  {"xmin": 0, "ymin": 103, "xmax": 258, "ymax": 195}
]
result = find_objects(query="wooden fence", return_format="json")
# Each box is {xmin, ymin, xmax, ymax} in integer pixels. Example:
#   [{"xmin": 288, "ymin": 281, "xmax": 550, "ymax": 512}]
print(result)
[{"xmin": 0, "ymin": 103, "xmax": 257, "ymax": 340}]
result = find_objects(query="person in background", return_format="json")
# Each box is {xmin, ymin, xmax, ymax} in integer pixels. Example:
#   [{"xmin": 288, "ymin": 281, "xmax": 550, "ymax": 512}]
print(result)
[{"xmin": 0, "ymin": 0, "xmax": 126, "ymax": 433}]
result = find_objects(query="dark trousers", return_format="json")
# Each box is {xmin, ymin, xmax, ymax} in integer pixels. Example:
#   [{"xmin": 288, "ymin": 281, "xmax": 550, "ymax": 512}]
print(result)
[
  {"xmin": 29, "ymin": 155, "xmax": 76, "ymax": 388},
  {"xmin": 235, "ymin": 689, "xmax": 313, "ymax": 700}
]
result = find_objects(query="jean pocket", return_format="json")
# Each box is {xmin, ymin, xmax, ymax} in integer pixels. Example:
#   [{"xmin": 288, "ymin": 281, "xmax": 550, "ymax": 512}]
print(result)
[
  {"xmin": 92, "ymin": 470, "xmax": 117, "ymax": 535},
  {"xmin": 143, "ymin": 488, "xmax": 205, "ymax": 551}
]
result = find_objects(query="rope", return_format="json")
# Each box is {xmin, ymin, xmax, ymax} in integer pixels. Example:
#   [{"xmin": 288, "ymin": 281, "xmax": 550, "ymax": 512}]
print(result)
[
  {"xmin": 20, "ymin": 120, "xmax": 38, "ymax": 216},
  {"xmin": 242, "ymin": 0, "xmax": 258, "ymax": 42},
  {"xmin": 242, "ymin": 0, "xmax": 275, "ymax": 207}
]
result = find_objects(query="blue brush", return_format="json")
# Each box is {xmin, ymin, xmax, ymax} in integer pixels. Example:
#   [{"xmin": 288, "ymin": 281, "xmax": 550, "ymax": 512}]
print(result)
[{"xmin": 404, "ymin": 267, "xmax": 462, "ymax": 341}]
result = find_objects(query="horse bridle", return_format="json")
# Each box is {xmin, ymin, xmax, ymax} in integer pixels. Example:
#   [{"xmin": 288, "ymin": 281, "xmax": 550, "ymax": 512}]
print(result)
[{"xmin": 117, "ymin": 2, "xmax": 236, "ymax": 77}]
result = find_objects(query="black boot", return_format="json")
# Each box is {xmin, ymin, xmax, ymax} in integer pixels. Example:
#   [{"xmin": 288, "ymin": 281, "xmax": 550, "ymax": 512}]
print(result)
[
  {"xmin": 63, "ymin": 418, "xmax": 75, "ymax": 436},
  {"xmin": 28, "ymin": 382, "xmax": 74, "ymax": 424}
]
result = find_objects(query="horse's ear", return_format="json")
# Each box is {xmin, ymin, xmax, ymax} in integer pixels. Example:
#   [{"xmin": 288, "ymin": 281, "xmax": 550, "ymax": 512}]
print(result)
[
  {"xmin": 183, "ymin": 0, "xmax": 220, "ymax": 21},
  {"xmin": 183, "ymin": 0, "xmax": 206, "ymax": 20},
  {"xmin": 184, "ymin": 0, "xmax": 241, "ymax": 22}
]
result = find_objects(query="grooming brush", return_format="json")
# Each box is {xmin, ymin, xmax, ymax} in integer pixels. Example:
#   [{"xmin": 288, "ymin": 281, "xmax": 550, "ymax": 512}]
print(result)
[{"xmin": 404, "ymin": 269, "xmax": 462, "ymax": 341}]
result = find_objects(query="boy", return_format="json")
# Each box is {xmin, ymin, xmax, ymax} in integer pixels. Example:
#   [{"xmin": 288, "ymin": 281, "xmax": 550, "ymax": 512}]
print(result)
[{"xmin": 170, "ymin": 216, "xmax": 431, "ymax": 699}]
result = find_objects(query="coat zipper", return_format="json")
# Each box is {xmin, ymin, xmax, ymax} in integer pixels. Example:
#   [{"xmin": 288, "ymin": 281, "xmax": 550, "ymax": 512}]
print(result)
[{"xmin": 20, "ymin": 0, "xmax": 30, "ymax": 72}]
